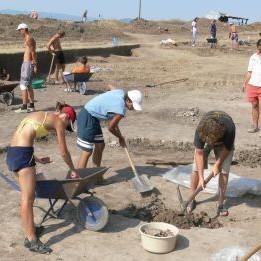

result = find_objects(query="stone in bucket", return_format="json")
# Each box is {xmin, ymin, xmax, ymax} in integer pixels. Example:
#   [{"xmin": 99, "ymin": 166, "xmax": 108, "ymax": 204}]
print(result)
[{"xmin": 139, "ymin": 222, "xmax": 179, "ymax": 254}]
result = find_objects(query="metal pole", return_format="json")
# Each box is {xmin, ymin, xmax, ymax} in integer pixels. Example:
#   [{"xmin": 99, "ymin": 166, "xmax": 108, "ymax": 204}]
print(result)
[{"xmin": 138, "ymin": 0, "xmax": 141, "ymax": 19}]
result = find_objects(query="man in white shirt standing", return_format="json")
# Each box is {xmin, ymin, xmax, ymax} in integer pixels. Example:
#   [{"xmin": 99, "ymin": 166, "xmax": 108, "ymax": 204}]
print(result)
[
  {"xmin": 191, "ymin": 17, "xmax": 199, "ymax": 47},
  {"xmin": 242, "ymin": 39, "xmax": 261, "ymax": 136}
]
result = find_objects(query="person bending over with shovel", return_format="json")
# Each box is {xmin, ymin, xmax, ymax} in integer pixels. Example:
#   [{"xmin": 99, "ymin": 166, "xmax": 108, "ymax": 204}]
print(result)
[
  {"xmin": 77, "ymin": 89, "xmax": 143, "ymax": 181},
  {"xmin": 187, "ymin": 111, "xmax": 235, "ymax": 216},
  {"xmin": 47, "ymin": 30, "xmax": 66, "ymax": 84},
  {"xmin": 6, "ymin": 102, "xmax": 78, "ymax": 254}
]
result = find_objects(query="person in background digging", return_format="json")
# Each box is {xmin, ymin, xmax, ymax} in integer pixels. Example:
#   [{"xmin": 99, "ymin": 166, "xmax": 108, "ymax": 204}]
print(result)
[
  {"xmin": 6, "ymin": 102, "xmax": 78, "ymax": 254},
  {"xmin": 242, "ymin": 39, "xmax": 261, "ymax": 136},
  {"xmin": 191, "ymin": 17, "xmax": 199, "ymax": 47},
  {"xmin": 15, "ymin": 23, "xmax": 37, "ymax": 113},
  {"xmin": 77, "ymin": 89, "xmax": 143, "ymax": 181},
  {"xmin": 82, "ymin": 10, "xmax": 87, "ymax": 23},
  {"xmin": 229, "ymin": 22, "xmax": 239, "ymax": 50},
  {"xmin": 47, "ymin": 30, "xmax": 66, "ymax": 84},
  {"xmin": 210, "ymin": 20, "xmax": 217, "ymax": 39},
  {"xmin": 0, "ymin": 67, "xmax": 11, "ymax": 81},
  {"xmin": 187, "ymin": 111, "xmax": 235, "ymax": 217}
]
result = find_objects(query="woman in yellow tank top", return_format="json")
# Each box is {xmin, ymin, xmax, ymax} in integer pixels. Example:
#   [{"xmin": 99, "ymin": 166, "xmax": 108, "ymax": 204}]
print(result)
[{"xmin": 6, "ymin": 102, "xmax": 78, "ymax": 254}]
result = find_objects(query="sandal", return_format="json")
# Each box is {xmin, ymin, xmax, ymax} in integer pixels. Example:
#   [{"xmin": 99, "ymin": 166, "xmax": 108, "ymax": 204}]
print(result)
[
  {"xmin": 217, "ymin": 204, "xmax": 229, "ymax": 217},
  {"xmin": 186, "ymin": 200, "xmax": 197, "ymax": 213}
]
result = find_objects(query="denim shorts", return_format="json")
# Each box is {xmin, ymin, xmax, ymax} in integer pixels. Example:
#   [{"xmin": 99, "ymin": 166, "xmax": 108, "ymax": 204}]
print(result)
[
  {"xmin": 6, "ymin": 146, "xmax": 36, "ymax": 172},
  {"xmin": 77, "ymin": 108, "xmax": 104, "ymax": 152},
  {"xmin": 20, "ymin": 62, "xmax": 33, "ymax": 90}
]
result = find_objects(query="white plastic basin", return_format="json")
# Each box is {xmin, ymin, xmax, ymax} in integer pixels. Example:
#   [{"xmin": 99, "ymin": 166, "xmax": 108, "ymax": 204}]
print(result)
[{"xmin": 139, "ymin": 222, "xmax": 179, "ymax": 254}]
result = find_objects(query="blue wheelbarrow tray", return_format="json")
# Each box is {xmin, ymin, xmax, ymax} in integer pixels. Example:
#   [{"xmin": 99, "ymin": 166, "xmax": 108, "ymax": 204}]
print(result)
[
  {"xmin": 0, "ymin": 167, "xmax": 110, "ymax": 231},
  {"xmin": 35, "ymin": 167, "xmax": 107, "ymax": 199}
]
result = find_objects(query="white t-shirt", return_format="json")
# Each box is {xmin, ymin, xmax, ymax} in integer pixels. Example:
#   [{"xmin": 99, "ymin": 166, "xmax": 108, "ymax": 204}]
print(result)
[
  {"xmin": 248, "ymin": 53, "xmax": 261, "ymax": 87},
  {"xmin": 192, "ymin": 21, "xmax": 197, "ymax": 32}
]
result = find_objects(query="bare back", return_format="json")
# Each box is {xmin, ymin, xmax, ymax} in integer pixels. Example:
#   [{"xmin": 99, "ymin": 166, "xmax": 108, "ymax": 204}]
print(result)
[
  {"xmin": 229, "ymin": 24, "xmax": 238, "ymax": 33},
  {"xmin": 11, "ymin": 112, "xmax": 60, "ymax": 147},
  {"xmin": 47, "ymin": 35, "xmax": 62, "ymax": 52}
]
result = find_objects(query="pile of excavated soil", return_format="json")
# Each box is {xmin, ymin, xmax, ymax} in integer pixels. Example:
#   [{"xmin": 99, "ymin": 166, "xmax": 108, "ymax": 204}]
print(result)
[
  {"xmin": 112, "ymin": 193, "xmax": 222, "ymax": 229},
  {"xmin": 235, "ymin": 148, "xmax": 261, "ymax": 168}
]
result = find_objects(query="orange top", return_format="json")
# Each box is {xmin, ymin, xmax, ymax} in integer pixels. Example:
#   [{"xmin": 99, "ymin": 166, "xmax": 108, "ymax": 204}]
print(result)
[
  {"xmin": 72, "ymin": 65, "xmax": 90, "ymax": 74},
  {"xmin": 32, "ymin": 11, "xmax": 38, "ymax": 19}
]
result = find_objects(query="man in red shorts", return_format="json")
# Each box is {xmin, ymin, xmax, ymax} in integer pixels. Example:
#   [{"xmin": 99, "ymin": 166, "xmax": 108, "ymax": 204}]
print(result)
[{"xmin": 242, "ymin": 39, "xmax": 261, "ymax": 136}]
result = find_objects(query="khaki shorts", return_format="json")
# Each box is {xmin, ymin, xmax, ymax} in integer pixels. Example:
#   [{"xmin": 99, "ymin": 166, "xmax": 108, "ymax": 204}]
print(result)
[{"xmin": 193, "ymin": 144, "xmax": 234, "ymax": 174}]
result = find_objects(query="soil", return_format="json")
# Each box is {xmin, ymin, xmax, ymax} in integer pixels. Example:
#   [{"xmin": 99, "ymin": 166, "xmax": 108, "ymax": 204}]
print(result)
[
  {"xmin": 0, "ymin": 14, "xmax": 260, "ymax": 261},
  {"xmin": 112, "ymin": 193, "xmax": 222, "ymax": 229}
]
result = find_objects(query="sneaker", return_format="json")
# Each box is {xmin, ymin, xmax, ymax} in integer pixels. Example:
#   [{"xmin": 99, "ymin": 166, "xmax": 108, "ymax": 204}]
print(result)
[
  {"xmin": 28, "ymin": 239, "xmax": 52, "ymax": 254},
  {"xmin": 27, "ymin": 107, "xmax": 36, "ymax": 112},
  {"xmin": 14, "ymin": 107, "xmax": 28, "ymax": 113},
  {"xmin": 246, "ymin": 126, "xmax": 259, "ymax": 133},
  {"xmin": 24, "ymin": 226, "xmax": 45, "ymax": 248}
]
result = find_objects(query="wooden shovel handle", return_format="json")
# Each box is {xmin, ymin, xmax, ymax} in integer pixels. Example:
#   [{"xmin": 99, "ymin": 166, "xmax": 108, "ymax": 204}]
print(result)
[
  {"xmin": 187, "ymin": 172, "xmax": 215, "ymax": 203},
  {"xmin": 48, "ymin": 54, "xmax": 55, "ymax": 80},
  {"xmin": 240, "ymin": 243, "xmax": 261, "ymax": 261},
  {"xmin": 124, "ymin": 147, "xmax": 139, "ymax": 179}
]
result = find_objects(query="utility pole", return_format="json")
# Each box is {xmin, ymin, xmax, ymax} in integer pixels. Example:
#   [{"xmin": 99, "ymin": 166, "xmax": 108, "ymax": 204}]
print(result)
[{"xmin": 138, "ymin": 0, "xmax": 141, "ymax": 20}]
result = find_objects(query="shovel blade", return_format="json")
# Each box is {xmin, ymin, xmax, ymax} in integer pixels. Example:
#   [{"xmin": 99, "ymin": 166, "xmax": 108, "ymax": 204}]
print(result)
[{"xmin": 131, "ymin": 175, "xmax": 154, "ymax": 193}]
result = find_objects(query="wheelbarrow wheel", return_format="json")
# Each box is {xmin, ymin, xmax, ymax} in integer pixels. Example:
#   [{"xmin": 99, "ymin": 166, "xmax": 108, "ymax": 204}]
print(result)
[
  {"xmin": 3, "ymin": 92, "xmax": 13, "ymax": 106},
  {"xmin": 77, "ymin": 196, "xmax": 109, "ymax": 231}
]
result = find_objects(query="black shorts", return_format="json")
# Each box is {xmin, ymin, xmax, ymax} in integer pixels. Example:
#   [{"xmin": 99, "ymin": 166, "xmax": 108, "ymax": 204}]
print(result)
[
  {"xmin": 55, "ymin": 51, "xmax": 65, "ymax": 65},
  {"xmin": 6, "ymin": 146, "xmax": 36, "ymax": 172}
]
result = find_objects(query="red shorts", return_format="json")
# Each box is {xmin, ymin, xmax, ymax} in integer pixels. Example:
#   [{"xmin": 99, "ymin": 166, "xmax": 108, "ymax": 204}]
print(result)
[{"xmin": 247, "ymin": 84, "xmax": 261, "ymax": 103}]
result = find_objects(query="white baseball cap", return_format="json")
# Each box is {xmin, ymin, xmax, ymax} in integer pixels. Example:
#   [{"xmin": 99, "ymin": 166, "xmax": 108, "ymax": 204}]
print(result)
[
  {"xmin": 16, "ymin": 23, "xmax": 29, "ymax": 30},
  {"xmin": 128, "ymin": 90, "xmax": 143, "ymax": 111}
]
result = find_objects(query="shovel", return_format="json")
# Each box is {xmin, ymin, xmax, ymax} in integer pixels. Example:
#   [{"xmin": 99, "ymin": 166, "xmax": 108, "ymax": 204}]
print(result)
[
  {"xmin": 176, "ymin": 171, "xmax": 215, "ymax": 213},
  {"xmin": 46, "ymin": 54, "xmax": 55, "ymax": 84},
  {"xmin": 145, "ymin": 78, "xmax": 188, "ymax": 88},
  {"xmin": 124, "ymin": 147, "xmax": 154, "ymax": 193}
]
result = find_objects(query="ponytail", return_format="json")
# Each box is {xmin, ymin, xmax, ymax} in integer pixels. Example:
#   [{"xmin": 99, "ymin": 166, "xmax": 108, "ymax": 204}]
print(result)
[{"xmin": 55, "ymin": 101, "xmax": 67, "ymax": 112}]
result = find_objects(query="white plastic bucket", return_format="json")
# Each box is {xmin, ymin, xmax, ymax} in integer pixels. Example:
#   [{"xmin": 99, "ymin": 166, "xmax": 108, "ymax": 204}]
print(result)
[{"xmin": 139, "ymin": 222, "xmax": 179, "ymax": 254}]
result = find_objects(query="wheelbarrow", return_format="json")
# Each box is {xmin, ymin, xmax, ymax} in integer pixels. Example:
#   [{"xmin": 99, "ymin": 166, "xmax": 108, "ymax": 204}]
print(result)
[
  {"xmin": 0, "ymin": 81, "xmax": 19, "ymax": 106},
  {"xmin": 206, "ymin": 38, "xmax": 218, "ymax": 48},
  {"xmin": 0, "ymin": 167, "xmax": 110, "ymax": 231}
]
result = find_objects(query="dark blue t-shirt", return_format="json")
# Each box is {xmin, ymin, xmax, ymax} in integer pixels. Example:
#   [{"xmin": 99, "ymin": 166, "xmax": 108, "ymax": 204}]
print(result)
[{"xmin": 194, "ymin": 111, "xmax": 235, "ymax": 151}]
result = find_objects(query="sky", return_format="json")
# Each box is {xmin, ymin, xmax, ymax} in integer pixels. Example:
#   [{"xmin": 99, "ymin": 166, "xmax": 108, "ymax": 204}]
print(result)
[{"xmin": 1, "ymin": 0, "xmax": 260, "ymax": 22}]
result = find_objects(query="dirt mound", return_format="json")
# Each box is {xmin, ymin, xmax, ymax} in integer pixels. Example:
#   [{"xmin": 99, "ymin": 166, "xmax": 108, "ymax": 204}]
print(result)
[
  {"xmin": 235, "ymin": 148, "xmax": 261, "ymax": 168},
  {"xmin": 127, "ymin": 137, "xmax": 194, "ymax": 152},
  {"xmin": 112, "ymin": 193, "xmax": 222, "ymax": 229},
  {"xmin": 1, "ymin": 13, "xmax": 259, "ymax": 46}
]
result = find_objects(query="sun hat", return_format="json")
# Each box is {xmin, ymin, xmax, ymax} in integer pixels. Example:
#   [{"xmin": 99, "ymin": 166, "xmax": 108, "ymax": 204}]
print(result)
[
  {"xmin": 15, "ymin": 23, "xmax": 29, "ymax": 30},
  {"xmin": 62, "ymin": 105, "xmax": 77, "ymax": 132},
  {"xmin": 127, "ymin": 90, "xmax": 143, "ymax": 111}
]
